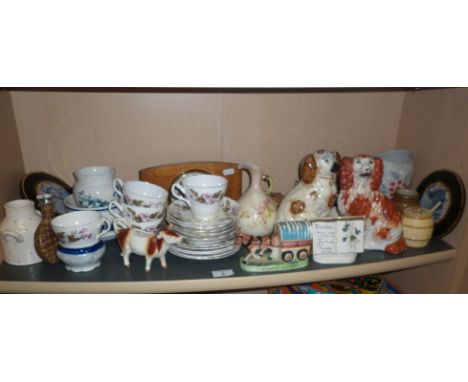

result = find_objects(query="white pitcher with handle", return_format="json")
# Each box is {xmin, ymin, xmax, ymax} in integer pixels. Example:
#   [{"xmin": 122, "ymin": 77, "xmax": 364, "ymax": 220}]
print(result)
[
  {"xmin": 237, "ymin": 163, "xmax": 277, "ymax": 237},
  {"xmin": 0, "ymin": 199, "xmax": 42, "ymax": 265}
]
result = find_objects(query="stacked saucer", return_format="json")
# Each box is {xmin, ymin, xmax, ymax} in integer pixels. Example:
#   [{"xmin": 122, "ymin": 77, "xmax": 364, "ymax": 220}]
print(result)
[{"xmin": 167, "ymin": 197, "xmax": 241, "ymax": 260}]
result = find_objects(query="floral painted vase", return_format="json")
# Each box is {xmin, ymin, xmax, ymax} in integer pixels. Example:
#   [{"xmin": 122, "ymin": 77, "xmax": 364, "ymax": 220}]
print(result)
[
  {"xmin": 377, "ymin": 149, "xmax": 414, "ymax": 199},
  {"xmin": 238, "ymin": 163, "xmax": 277, "ymax": 237}
]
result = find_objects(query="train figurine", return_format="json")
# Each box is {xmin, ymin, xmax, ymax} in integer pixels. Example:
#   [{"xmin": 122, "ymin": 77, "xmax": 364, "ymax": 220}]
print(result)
[{"xmin": 240, "ymin": 220, "xmax": 313, "ymax": 272}]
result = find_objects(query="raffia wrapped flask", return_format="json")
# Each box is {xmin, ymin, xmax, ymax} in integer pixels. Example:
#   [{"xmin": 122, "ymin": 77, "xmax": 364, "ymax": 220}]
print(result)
[{"xmin": 34, "ymin": 193, "xmax": 59, "ymax": 264}]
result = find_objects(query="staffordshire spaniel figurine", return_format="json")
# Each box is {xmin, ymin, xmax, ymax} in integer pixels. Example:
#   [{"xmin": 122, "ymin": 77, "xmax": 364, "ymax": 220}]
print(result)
[
  {"xmin": 337, "ymin": 155, "xmax": 406, "ymax": 254},
  {"xmin": 276, "ymin": 149, "xmax": 340, "ymax": 222}
]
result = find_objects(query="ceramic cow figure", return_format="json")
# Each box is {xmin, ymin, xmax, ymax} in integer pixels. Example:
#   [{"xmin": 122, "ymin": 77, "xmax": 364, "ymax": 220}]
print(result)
[{"xmin": 117, "ymin": 227, "xmax": 182, "ymax": 272}]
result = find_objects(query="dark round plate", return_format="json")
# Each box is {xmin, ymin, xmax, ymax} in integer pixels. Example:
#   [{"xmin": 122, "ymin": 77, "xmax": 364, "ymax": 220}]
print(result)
[
  {"xmin": 20, "ymin": 172, "xmax": 72, "ymax": 215},
  {"xmin": 417, "ymin": 170, "xmax": 465, "ymax": 238}
]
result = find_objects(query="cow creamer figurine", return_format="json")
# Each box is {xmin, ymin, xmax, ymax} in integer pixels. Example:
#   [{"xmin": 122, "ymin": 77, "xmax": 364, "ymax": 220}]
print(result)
[{"xmin": 117, "ymin": 227, "xmax": 182, "ymax": 272}]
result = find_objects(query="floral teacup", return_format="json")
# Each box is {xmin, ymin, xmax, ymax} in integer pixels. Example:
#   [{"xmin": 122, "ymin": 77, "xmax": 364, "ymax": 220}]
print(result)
[
  {"xmin": 51, "ymin": 211, "xmax": 111, "ymax": 249},
  {"xmin": 171, "ymin": 174, "xmax": 227, "ymax": 220},
  {"xmin": 108, "ymin": 200, "xmax": 165, "ymax": 227},
  {"xmin": 113, "ymin": 180, "xmax": 168, "ymax": 208},
  {"xmin": 113, "ymin": 218, "xmax": 161, "ymax": 234}
]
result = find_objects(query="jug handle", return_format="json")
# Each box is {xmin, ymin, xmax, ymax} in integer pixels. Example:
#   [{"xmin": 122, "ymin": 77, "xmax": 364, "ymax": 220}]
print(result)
[
  {"xmin": 262, "ymin": 175, "xmax": 274, "ymax": 194},
  {"xmin": 1, "ymin": 230, "xmax": 24, "ymax": 243}
]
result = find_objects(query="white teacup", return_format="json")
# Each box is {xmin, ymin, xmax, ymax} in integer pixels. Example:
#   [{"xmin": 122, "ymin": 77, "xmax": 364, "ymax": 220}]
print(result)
[
  {"xmin": 73, "ymin": 166, "xmax": 116, "ymax": 208},
  {"xmin": 113, "ymin": 218, "xmax": 160, "ymax": 234},
  {"xmin": 113, "ymin": 180, "xmax": 168, "ymax": 208},
  {"xmin": 108, "ymin": 200, "xmax": 165, "ymax": 226},
  {"xmin": 171, "ymin": 174, "xmax": 227, "ymax": 220},
  {"xmin": 52, "ymin": 211, "xmax": 111, "ymax": 249}
]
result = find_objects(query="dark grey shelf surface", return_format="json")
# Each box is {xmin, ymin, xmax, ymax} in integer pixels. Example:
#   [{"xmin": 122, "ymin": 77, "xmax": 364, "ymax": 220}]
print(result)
[{"xmin": 0, "ymin": 239, "xmax": 454, "ymax": 285}]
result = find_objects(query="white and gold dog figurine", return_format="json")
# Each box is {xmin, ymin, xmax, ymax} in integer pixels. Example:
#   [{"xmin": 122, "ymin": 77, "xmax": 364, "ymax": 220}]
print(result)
[{"xmin": 276, "ymin": 150, "xmax": 340, "ymax": 222}]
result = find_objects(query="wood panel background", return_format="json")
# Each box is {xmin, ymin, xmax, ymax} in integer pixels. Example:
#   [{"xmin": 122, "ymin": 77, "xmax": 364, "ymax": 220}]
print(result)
[
  {"xmin": 10, "ymin": 91, "xmax": 405, "ymax": 194},
  {"xmin": 387, "ymin": 88, "xmax": 468, "ymax": 293}
]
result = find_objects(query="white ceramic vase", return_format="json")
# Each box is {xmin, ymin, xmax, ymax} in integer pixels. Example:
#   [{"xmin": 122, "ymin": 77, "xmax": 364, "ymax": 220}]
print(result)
[
  {"xmin": 0, "ymin": 199, "xmax": 42, "ymax": 266},
  {"xmin": 377, "ymin": 149, "xmax": 414, "ymax": 199}
]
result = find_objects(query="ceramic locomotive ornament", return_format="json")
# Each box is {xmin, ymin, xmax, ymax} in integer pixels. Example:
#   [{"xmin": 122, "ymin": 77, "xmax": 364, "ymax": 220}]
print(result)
[
  {"xmin": 115, "ymin": 222, "xmax": 183, "ymax": 272},
  {"xmin": 240, "ymin": 220, "xmax": 312, "ymax": 272},
  {"xmin": 276, "ymin": 150, "xmax": 340, "ymax": 222},
  {"xmin": 237, "ymin": 163, "xmax": 277, "ymax": 238},
  {"xmin": 337, "ymin": 155, "xmax": 406, "ymax": 254}
]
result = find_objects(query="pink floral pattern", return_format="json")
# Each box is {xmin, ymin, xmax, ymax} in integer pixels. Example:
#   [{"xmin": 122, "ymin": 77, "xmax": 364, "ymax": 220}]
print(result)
[
  {"xmin": 188, "ymin": 189, "xmax": 224, "ymax": 205},
  {"xmin": 57, "ymin": 228, "xmax": 93, "ymax": 243}
]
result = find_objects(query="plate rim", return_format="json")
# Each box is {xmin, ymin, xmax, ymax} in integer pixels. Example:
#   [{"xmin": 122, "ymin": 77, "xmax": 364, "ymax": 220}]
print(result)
[
  {"xmin": 416, "ymin": 169, "xmax": 465, "ymax": 238},
  {"xmin": 20, "ymin": 171, "xmax": 72, "ymax": 214}
]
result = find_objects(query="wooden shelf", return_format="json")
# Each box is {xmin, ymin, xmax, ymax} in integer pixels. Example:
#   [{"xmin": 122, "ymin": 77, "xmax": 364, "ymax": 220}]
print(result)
[{"xmin": 0, "ymin": 239, "xmax": 455, "ymax": 293}]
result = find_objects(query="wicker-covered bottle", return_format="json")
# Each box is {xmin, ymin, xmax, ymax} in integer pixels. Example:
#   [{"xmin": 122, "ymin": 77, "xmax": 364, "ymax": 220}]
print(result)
[{"xmin": 34, "ymin": 193, "xmax": 59, "ymax": 264}]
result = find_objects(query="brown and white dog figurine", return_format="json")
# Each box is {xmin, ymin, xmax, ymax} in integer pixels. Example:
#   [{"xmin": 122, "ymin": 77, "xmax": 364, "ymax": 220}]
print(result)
[
  {"xmin": 276, "ymin": 150, "xmax": 340, "ymax": 222},
  {"xmin": 337, "ymin": 155, "xmax": 406, "ymax": 254},
  {"xmin": 116, "ymin": 226, "xmax": 182, "ymax": 272}
]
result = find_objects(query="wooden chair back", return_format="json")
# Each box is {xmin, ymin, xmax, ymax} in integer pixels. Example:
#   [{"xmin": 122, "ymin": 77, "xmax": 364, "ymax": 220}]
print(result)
[{"xmin": 139, "ymin": 161, "xmax": 243, "ymax": 200}]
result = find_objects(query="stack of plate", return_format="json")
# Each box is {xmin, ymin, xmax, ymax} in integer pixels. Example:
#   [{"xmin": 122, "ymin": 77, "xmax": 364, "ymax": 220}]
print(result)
[{"xmin": 167, "ymin": 197, "xmax": 241, "ymax": 260}]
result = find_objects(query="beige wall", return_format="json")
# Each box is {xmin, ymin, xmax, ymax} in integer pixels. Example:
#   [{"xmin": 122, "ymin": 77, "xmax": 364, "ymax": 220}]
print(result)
[
  {"xmin": 0, "ymin": 91, "xmax": 25, "ymax": 262},
  {"xmin": 10, "ymin": 91, "xmax": 405, "ymax": 194},
  {"xmin": 387, "ymin": 88, "xmax": 468, "ymax": 293}
]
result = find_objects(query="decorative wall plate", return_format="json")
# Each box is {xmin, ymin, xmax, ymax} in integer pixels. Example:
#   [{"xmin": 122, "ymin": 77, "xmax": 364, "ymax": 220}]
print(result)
[
  {"xmin": 417, "ymin": 170, "xmax": 465, "ymax": 238},
  {"xmin": 20, "ymin": 172, "xmax": 72, "ymax": 215}
]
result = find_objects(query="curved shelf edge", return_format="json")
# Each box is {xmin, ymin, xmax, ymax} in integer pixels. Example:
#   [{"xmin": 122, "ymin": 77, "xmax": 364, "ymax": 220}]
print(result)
[{"xmin": 0, "ymin": 246, "xmax": 456, "ymax": 293}]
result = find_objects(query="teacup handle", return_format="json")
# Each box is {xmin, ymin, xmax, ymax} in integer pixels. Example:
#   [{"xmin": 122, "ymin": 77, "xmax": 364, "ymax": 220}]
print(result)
[
  {"xmin": 108, "ymin": 200, "xmax": 124, "ymax": 219},
  {"xmin": 113, "ymin": 178, "xmax": 124, "ymax": 199},
  {"xmin": 113, "ymin": 218, "xmax": 130, "ymax": 233},
  {"xmin": 171, "ymin": 182, "xmax": 191, "ymax": 208},
  {"xmin": 97, "ymin": 217, "xmax": 111, "ymax": 240}
]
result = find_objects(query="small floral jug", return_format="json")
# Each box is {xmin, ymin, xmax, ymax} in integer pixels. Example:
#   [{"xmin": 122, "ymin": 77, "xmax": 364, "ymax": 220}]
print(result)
[{"xmin": 238, "ymin": 163, "xmax": 277, "ymax": 238}]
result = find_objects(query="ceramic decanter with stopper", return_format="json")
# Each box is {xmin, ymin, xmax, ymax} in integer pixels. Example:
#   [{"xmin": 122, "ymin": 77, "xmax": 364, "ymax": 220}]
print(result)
[{"xmin": 34, "ymin": 193, "xmax": 59, "ymax": 264}]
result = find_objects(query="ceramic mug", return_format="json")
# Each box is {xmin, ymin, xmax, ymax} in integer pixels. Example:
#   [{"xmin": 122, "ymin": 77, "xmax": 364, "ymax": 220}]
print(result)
[
  {"xmin": 113, "ymin": 179, "xmax": 168, "ymax": 208},
  {"xmin": 51, "ymin": 211, "xmax": 111, "ymax": 249},
  {"xmin": 171, "ymin": 174, "xmax": 227, "ymax": 220},
  {"xmin": 108, "ymin": 200, "xmax": 165, "ymax": 225},
  {"xmin": 113, "ymin": 218, "xmax": 160, "ymax": 234},
  {"xmin": 73, "ymin": 166, "xmax": 116, "ymax": 208}
]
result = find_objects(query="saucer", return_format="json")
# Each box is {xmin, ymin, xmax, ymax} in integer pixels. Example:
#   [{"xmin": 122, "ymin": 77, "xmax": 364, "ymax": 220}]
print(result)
[{"xmin": 167, "ymin": 197, "xmax": 239, "ymax": 226}]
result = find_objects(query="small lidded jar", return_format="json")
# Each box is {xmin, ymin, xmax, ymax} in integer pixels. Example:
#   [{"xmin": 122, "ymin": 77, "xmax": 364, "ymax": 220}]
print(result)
[
  {"xmin": 402, "ymin": 206, "xmax": 434, "ymax": 248},
  {"xmin": 393, "ymin": 189, "xmax": 420, "ymax": 212}
]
